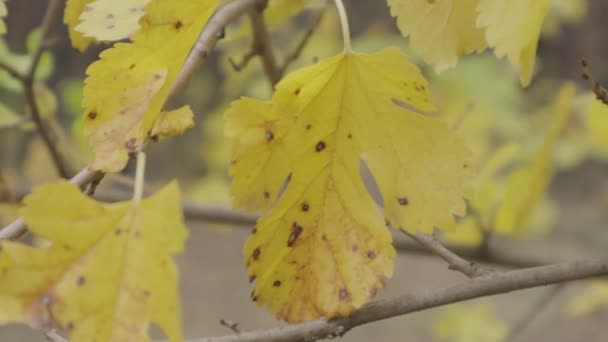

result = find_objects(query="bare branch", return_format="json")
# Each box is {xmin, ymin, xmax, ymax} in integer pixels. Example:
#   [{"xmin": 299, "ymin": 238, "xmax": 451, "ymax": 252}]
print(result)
[
  {"xmin": 247, "ymin": 0, "xmax": 281, "ymax": 86},
  {"xmin": 405, "ymin": 231, "xmax": 491, "ymax": 278},
  {"xmin": 23, "ymin": 0, "xmax": 71, "ymax": 178},
  {"xmin": 279, "ymin": 8, "xmax": 326, "ymax": 77},
  {"xmin": 580, "ymin": 58, "xmax": 608, "ymax": 105},
  {"xmin": 167, "ymin": 0, "xmax": 265, "ymax": 104},
  {"xmin": 219, "ymin": 319, "xmax": 242, "ymax": 334},
  {"xmin": 189, "ymin": 260, "xmax": 608, "ymax": 342}
]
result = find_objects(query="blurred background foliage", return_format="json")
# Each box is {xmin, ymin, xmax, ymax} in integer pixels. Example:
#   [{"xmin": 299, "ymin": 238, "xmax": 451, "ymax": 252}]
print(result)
[{"xmin": 1, "ymin": 0, "xmax": 608, "ymax": 341}]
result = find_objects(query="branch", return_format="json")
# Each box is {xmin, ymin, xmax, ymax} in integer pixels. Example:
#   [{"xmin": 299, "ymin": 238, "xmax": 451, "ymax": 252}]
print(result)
[
  {"xmin": 405, "ymin": 231, "xmax": 491, "ymax": 278},
  {"xmin": 23, "ymin": 0, "xmax": 71, "ymax": 178},
  {"xmin": 167, "ymin": 0, "xmax": 265, "ymax": 105},
  {"xmin": 192, "ymin": 260, "xmax": 608, "ymax": 342},
  {"xmin": 580, "ymin": 58, "xmax": 608, "ymax": 105},
  {"xmin": 247, "ymin": 1, "xmax": 281, "ymax": 86},
  {"xmin": 278, "ymin": 8, "xmax": 326, "ymax": 77}
]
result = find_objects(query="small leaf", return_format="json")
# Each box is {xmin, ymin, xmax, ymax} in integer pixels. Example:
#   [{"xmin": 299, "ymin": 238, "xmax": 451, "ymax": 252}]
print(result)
[
  {"xmin": 388, "ymin": 0, "xmax": 487, "ymax": 71},
  {"xmin": 477, "ymin": 0, "xmax": 552, "ymax": 86},
  {"xmin": 152, "ymin": 105, "xmax": 194, "ymax": 138},
  {"xmin": 0, "ymin": 181, "xmax": 187, "ymax": 342},
  {"xmin": 432, "ymin": 304, "xmax": 508, "ymax": 342},
  {"xmin": 566, "ymin": 281, "xmax": 608, "ymax": 316}
]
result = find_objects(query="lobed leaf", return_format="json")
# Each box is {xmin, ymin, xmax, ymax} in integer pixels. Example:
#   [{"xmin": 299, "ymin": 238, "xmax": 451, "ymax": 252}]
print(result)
[
  {"xmin": 227, "ymin": 48, "xmax": 471, "ymax": 322},
  {"xmin": 0, "ymin": 181, "xmax": 187, "ymax": 342}
]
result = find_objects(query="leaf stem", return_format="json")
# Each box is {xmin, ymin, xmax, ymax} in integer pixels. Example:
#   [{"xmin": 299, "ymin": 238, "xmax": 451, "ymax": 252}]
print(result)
[
  {"xmin": 133, "ymin": 152, "xmax": 147, "ymax": 204},
  {"xmin": 333, "ymin": 0, "xmax": 351, "ymax": 52}
]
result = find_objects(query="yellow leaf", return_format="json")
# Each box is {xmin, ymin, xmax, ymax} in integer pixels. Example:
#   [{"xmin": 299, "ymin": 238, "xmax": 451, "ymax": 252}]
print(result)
[
  {"xmin": 76, "ymin": 0, "xmax": 150, "ymax": 42},
  {"xmin": 64, "ymin": 0, "xmax": 96, "ymax": 52},
  {"xmin": 227, "ymin": 48, "xmax": 471, "ymax": 322},
  {"xmin": 0, "ymin": 181, "xmax": 186, "ymax": 342},
  {"xmin": 432, "ymin": 303, "xmax": 508, "ymax": 342},
  {"xmin": 567, "ymin": 281, "xmax": 608, "ymax": 316},
  {"xmin": 388, "ymin": 0, "xmax": 487, "ymax": 71},
  {"xmin": 151, "ymin": 105, "xmax": 194, "ymax": 138},
  {"xmin": 477, "ymin": 0, "xmax": 551, "ymax": 86},
  {"xmin": 495, "ymin": 83, "xmax": 574, "ymax": 235},
  {"xmin": 83, "ymin": 0, "xmax": 219, "ymax": 172}
]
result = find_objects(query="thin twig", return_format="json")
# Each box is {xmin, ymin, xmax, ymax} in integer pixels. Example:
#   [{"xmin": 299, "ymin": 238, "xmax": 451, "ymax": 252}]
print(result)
[
  {"xmin": 278, "ymin": 8, "xmax": 326, "ymax": 77},
  {"xmin": 580, "ymin": 58, "xmax": 608, "ymax": 105},
  {"xmin": 185, "ymin": 260, "xmax": 608, "ymax": 342},
  {"xmin": 168, "ymin": 0, "xmax": 265, "ymax": 105},
  {"xmin": 405, "ymin": 231, "xmax": 491, "ymax": 278},
  {"xmin": 22, "ymin": 0, "xmax": 71, "ymax": 178},
  {"xmin": 247, "ymin": 0, "xmax": 281, "ymax": 86},
  {"xmin": 505, "ymin": 284, "xmax": 566, "ymax": 342},
  {"xmin": 220, "ymin": 319, "xmax": 242, "ymax": 334}
]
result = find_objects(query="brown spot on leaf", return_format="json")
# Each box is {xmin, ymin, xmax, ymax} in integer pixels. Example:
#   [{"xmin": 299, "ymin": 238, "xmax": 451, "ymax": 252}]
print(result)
[
  {"xmin": 367, "ymin": 250, "xmax": 376, "ymax": 259},
  {"xmin": 301, "ymin": 202, "xmax": 310, "ymax": 212},
  {"xmin": 305, "ymin": 124, "xmax": 312, "ymax": 130},
  {"xmin": 339, "ymin": 288, "xmax": 349, "ymax": 300},
  {"xmin": 106, "ymin": 24, "xmax": 115, "ymax": 29},
  {"xmin": 287, "ymin": 223, "xmax": 303, "ymax": 247},
  {"xmin": 129, "ymin": 64, "xmax": 136, "ymax": 69},
  {"xmin": 252, "ymin": 227, "xmax": 258, "ymax": 235},
  {"xmin": 76, "ymin": 275, "xmax": 86, "ymax": 287},
  {"xmin": 351, "ymin": 244, "xmax": 359, "ymax": 252},
  {"xmin": 114, "ymin": 229, "xmax": 122, "ymax": 236},
  {"xmin": 294, "ymin": 88, "xmax": 301, "ymax": 95},
  {"xmin": 263, "ymin": 191, "xmax": 270, "ymax": 199},
  {"xmin": 66, "ymin": 322, "xmax": 75, "ymax": 331},
  {"xmin": 347, "ymin": 133, "xmax": 352, "ymax": 139},
  {"xmin": 265, "ymin": 130, "xmax": 274, "ymax": 142},
  {"xmin": 252, "ymin": 247, "xmax": 261, "ymax": 260},
  {"xmin": 398, "ymin": 197, "xmax": 409, "ymax": 206},
  {"xmin": 133, "ymin": 230, "xmax": 141, "ymax": 238},
  {"xmin": 106, "ymin": 13, "xmax": 114, "ymax": 19},
  {"xmin": 174, "ymin": 20, "xmax": 183, "ymax": 30},
  {"xmin": 273, "ymin": 280, "xmax": 282, "ymax": 287},
  {"xmin": 321, "ymin": 234, "xmax": 327, "ymax": 241},
  {"xmin": 315, "ymin": 141, "xmax": 326, "ymax": 152},
  {"xmin": 87, "ymin": 111, "xmax": 97, "ymax": 119}
]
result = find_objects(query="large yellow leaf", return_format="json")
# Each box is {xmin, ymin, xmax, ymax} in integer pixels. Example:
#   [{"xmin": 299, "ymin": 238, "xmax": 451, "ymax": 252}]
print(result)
[
  {"xmin": 227, "ymin": 48, "xmax": 471, "ymax": 322},
  {"xmin": 387, "ymin": 0, "xmax": 487, "ymax": 71},
  {"xmin": 76, "ymin": 0, "xmax": 151, "ymax": 42},
  {"xmin": 83, "ymin": 0, "xmax": 219, "ymax": 172},
  {"xmin": 477, "ymin": 0, "xmax": 552, "ymax": 86},
  {"xmin": 0, "ymin": 181, "xmax": 186, "ymax": 342},
  {"xmin": 64, "ymin": 0, "xmax": 96, "ymax": 52}
]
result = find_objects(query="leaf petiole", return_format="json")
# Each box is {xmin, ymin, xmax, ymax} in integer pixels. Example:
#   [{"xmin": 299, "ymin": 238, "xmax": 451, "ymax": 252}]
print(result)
[
  {"xmin": 133, "ymin": 151, "xmax": 147, "ymax": 204},
  {"xmin": 333, "ymin": 0, "xmax": 352, "ymax": 52}
]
